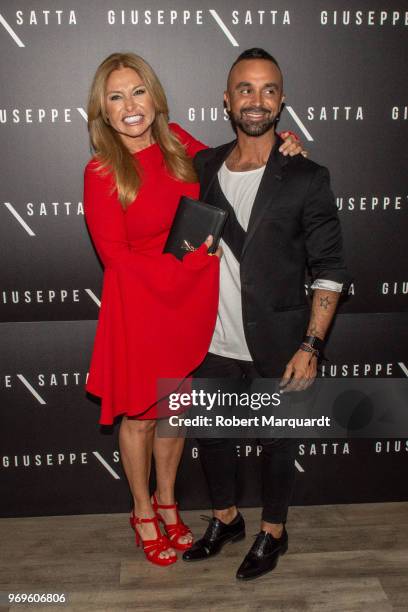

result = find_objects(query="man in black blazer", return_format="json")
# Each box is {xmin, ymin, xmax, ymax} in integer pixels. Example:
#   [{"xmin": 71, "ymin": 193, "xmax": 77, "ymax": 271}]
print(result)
[{"xmin": 183, "ymin": 49, "xmax": 350, "ymax": 580}]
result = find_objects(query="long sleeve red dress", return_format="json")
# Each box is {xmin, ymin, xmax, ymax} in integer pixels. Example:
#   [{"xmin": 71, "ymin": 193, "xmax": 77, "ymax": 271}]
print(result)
[{"xmin": 83, "ymin": 123, "xmax": 219, "ymax": 424}]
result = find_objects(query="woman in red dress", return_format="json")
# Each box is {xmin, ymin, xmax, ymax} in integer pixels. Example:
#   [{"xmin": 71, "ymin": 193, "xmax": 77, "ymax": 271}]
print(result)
[
  {"xmin": 84, "ymin": 52, "xmax": 224, "ymax": 566},
  {"xmin": 84, "ymin": 52, "xmax": 302, "ymax": 566}
]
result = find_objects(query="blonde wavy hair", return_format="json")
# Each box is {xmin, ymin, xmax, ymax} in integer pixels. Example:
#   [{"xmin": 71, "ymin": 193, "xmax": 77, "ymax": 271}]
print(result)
[{"xmin": 87, "ymin": 52, "xmax": 197, "ymax": 208}]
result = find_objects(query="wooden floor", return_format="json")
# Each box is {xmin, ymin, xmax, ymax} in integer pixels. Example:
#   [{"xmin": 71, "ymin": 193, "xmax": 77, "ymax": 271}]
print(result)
[{"xmin": 0, "ymin": 503, "xmax": 407, "ymax": 612}]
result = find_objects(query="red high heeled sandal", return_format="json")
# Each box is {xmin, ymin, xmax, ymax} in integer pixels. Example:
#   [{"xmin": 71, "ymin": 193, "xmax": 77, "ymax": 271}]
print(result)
[
  {"xmin": 129, "ymin": 511, "xmax": 177, "ymax": 566},
  {"xmin": 151, "ymin": 493, "xmax": 193, "ymax": 551}
]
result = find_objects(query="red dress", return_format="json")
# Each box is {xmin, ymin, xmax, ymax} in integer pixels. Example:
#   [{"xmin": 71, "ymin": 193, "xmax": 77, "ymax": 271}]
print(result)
[{"xmin": 84, "ymin": 124, "xmax": 219, "ymax": 424}]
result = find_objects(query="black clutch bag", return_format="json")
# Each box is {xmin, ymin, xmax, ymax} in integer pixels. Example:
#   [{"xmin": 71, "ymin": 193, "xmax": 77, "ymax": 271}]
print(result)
[{"xmin": 163, "ymin": 196, "xmax": 228, "ymax": 261}]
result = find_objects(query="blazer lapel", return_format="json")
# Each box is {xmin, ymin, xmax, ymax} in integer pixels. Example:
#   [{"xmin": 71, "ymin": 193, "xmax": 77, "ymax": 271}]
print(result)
[
  {"xmin": 207, "ymin": 177, "xmax": 247, "ymax": 261},
  {"xmin": 200, "ymin": 140, "xmax": 236, "ymax": 202},
  {"xmin": 242, "ymin": 137, "xmax": 288, "ymax": 257}
]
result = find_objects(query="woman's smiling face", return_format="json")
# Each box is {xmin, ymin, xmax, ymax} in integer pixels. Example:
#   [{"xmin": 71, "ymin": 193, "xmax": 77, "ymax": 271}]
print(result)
[{"xmin": 105, "ymin": 66, "xmax": 156, "ymax": 152}]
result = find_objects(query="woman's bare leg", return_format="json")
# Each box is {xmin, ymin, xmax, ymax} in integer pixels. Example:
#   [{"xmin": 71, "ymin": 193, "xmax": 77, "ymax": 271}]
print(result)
[
  {"xmin": 119, "ymin": 416, "xmax": 176, "ymax": 558},
  {"xmin": 153, "ymin": 429, "xmax": 192, "ymax": 545}
]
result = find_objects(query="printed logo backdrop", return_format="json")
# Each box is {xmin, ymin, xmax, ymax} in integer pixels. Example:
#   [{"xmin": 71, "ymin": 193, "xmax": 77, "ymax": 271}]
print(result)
[{"xmin": 0, "ymin": 0, "xmax": 407, "ymax": 516}]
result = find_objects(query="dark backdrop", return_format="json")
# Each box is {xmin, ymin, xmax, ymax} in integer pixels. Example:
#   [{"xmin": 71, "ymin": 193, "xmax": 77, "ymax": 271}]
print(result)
[{"xmin": 1, "ymin": 0, "xmax": 407, "ymax": 516}]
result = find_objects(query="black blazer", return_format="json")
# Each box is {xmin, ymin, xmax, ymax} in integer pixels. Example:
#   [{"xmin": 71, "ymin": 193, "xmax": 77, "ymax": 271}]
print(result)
[{"xmin": 194, "ymin": 137, "xmax": 351, "ymax": 375}]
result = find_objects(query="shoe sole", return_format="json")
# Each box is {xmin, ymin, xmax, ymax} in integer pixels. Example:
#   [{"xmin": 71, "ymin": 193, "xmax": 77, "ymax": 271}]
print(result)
[
  {"xmin": 235, "ymin": 541, "xmax": 288, "ymax": 581},
  {"xmin": 182, "ymin": 530, "xmax": 246, "ymax": 562}
]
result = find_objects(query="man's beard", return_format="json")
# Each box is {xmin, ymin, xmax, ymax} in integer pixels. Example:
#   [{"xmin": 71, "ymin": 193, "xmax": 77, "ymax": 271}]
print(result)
[{"xmin": 232, "ymin": 106, "xmax": 278, "ymax": 137}]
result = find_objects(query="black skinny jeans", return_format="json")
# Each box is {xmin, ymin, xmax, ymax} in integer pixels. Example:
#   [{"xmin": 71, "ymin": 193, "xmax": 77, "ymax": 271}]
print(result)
[{"xmin": 194, "ymin": 352, "xmax": 296, "ymax": 524}]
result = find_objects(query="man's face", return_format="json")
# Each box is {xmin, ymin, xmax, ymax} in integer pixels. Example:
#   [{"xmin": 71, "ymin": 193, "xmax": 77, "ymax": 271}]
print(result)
[{"xmin": 225, "ymin": 59, "xmax": 284, "ymax": 137}]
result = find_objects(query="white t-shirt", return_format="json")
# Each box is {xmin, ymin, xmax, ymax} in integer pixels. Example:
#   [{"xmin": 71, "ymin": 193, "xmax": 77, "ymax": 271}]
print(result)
[{"xmin": 209, "ymin": 162, "xmax": 265, "ymax": 360}]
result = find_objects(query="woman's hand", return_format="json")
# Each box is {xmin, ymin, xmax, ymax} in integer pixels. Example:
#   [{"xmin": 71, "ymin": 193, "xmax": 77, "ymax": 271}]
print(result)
[
  {"xmin": 204, "ymin": 235, "xmax": 223, "ymax": 259},
  {"xmin": 279, "ymin": 131, "xmax": 308, "ymax": 158}
]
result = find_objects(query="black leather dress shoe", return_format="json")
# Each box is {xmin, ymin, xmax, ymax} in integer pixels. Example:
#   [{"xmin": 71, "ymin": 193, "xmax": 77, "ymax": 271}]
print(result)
[
  {"xmin": 182, "ymin": 513, "xmax": 245, "ymax": 561},
  {"xmin": 236, "ymin": 527, "xmax": 288, "ymax": 580}
]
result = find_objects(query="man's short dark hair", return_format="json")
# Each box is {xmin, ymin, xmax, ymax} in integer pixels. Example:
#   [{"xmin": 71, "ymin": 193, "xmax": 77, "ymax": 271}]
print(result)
[{"xmin": 228, "ymin": 48, "xmax": 281, "ymax": 81}]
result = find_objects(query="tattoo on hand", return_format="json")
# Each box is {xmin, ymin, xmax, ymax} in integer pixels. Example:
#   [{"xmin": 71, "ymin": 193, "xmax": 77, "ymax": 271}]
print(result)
[{"xmin": 320, "ymin": 297, "xmax": 330, "ymax": 310}]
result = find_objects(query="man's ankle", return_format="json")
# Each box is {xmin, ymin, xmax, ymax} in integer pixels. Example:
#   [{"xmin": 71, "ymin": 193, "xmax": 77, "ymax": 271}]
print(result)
[
  {"xmin": 213, "ymin": 506, "xmax": 238, "ymax": 524},
  {"xmin": 261, "ymin": 521, "xmax": 284, "ymax": 538}
]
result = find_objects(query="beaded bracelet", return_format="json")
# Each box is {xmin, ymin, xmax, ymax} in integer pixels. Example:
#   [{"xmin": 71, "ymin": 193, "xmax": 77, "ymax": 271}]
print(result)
[{"xmin": 300, "ymin": 342, "xmax": 319, "ymax": 358}]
